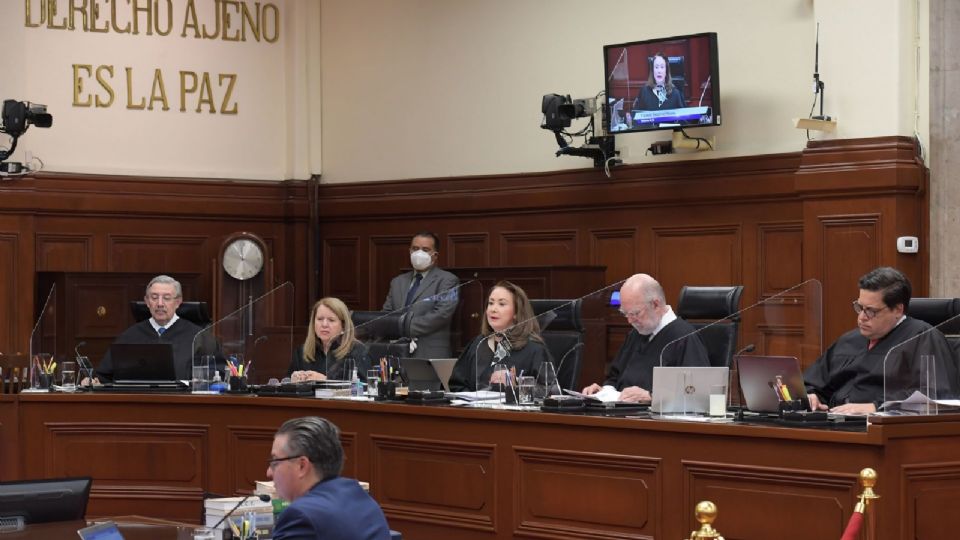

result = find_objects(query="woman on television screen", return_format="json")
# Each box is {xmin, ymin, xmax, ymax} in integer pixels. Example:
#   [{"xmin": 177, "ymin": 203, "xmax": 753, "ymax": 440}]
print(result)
[{"xmin": 633, "ymin": 53, "xmax": 685, "ymax": 111}]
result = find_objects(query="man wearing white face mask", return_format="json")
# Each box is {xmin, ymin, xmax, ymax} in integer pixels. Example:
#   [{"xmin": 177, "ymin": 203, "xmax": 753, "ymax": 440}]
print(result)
[{"xmin": 383, "ymin": 232, "xmax": 460, "ymax": 358}]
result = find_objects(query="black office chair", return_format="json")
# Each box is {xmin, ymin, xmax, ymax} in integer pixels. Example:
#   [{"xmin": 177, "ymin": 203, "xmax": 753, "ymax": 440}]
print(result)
[
  {"xmin": 130, "ymin": 301, "xmax": 212, "ymax": 328},
  {"xmin": 531, "ymin": 299, "xmax": 584, "ymax": 390},
  {"xmin": 907, "ymin": 297, "xmax": 960, "ymax": 357},
  {"xmin": 675, "ymin": 286, "xmax": 744, "ymax": 368},
  {"xmin": 907, "ymin": 298, "xmax": 960, "ymax": 334},
  {"xmin": 351, "ymin": 311, "xmax": 407, "ymax": 360}
]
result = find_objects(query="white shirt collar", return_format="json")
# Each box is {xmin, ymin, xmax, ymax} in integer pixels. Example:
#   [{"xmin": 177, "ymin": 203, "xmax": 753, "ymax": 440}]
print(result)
[
  {"xmin": 150, "ymin": 313, "xmax": 179, "ymax": 332},
  {"xmin": 648, "ymin": 306, "xmax": 676, "ymax": 339}
]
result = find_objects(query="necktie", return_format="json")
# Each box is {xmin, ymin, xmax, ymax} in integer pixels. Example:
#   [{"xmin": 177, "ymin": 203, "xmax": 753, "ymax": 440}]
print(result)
[
  {"xmin": 867, "ymin": 339, "xmax": 878, "ymax": 350},
  {"xmin": 404, "ymin": 273, "xmax": 423, "ymax": 307},
  {"xmin": 637, "ymin": 333, "xmax": 651, "ymax": 354},
  {"xmin": 157, "ymin": 327, "xmax": 166, "ymax": 336}
]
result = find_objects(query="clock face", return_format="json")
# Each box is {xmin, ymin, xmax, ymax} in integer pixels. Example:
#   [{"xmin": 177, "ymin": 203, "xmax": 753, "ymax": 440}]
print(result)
[{"xmin": 222, "ymin": 238, "xmax": 264, "ymax": 280}]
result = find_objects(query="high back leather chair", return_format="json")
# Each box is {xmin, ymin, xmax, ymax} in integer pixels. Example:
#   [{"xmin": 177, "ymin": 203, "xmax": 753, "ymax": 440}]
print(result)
[
  {"xmin": 907, "ymin": 298, "xmax": 960, "ymax": 335},
  {"xmin": 130, "ymin": 301, "xmax": 212, "ymax": 328},
  {"xmin": 350, "ymin": 311, "xmax": 408, "ymax": 360},
  {"xmin": 531, "ymin": 298, "xmax": 584, "ymax": 390},
  {"xmin": 675, "ymin": 286, "xmax": 744, "ymax": 368}
]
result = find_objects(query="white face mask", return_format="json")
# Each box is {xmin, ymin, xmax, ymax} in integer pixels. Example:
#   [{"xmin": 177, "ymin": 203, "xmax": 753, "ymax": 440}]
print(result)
[{"xmin": 410, "ymin": 249, "xmax": 433, "ymax": 271}]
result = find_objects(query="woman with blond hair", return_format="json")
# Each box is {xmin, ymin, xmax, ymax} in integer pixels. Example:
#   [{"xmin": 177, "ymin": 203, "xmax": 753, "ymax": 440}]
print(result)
[{"xmin": 288, "ymin": 297, "xmax": 371, "ymax": 382}]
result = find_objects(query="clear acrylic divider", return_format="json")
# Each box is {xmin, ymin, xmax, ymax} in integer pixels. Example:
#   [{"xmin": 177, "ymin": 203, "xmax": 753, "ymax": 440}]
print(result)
[
  {"xmin": 354, "ymin": 278, "xmax": 480, "ymax": 396},
  {"xmin": 192, "ymin": 282, "xmax": 295, "ymax": 388},
  {"xmin": 655, "ymin": 279, "xmax": 823, "ymax": 417},
  {"xmin": 882, "ymin": 312, "xmax": 960, "ymax": 415},
  {"xmin": 28, "ymin": 283, "xmax": 57, "ymax": 391},
  {"xmin": 464, "ymin": 280, "xmax": 626, "ymax": 407}
]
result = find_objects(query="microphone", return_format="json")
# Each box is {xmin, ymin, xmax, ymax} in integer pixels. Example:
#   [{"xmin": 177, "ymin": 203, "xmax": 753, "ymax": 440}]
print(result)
[
  {"xmin": 734, "ymin": 344, "xmax": 756, "ymax": 356},
  {"xmin": 698, "ymin": 75, "xmax": 711, "ymax": 107},
  {"xmin": 554, "ymin": 342, "xmax": 584, "ymax": 391},
  {"xmin": 74, "ymin": 341, "xmax": 96, "ymax": 388},
  {"xmin": 209, "ymin": 493, "xmax": 271, "ymax": 532}
]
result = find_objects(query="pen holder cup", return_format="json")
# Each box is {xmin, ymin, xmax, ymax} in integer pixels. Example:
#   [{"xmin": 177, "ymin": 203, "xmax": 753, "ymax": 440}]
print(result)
[
  {"xmin": 36, "ymin": 373, "xmax": 52, "ymax": 390},
  {"xmin": 378, "ymin": 380, "xmax": 397, "ymax": 400},
  {"xmin": 229, "ymin": 376, "xmax": 249, "ymax": 392},
  {"xmin": 778, "ymin": 399, "xmax": 804, "ymax": 414}
]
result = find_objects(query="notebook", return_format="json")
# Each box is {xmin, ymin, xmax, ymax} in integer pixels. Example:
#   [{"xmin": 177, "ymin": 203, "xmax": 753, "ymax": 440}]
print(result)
[
  {"xmin": 109, "ymin": 343, "xmax": 179, "ymax": 386},
  {"xmin": 650, "ymin": 366, "xmax": 728, "ymax": 414},
  {"xmin": 736, "ymin": 355, "xmax": 809, "ymax": 413},
  {"xmin": 400, "ymin": 358, "xmax": 456, "ymax": 392}
]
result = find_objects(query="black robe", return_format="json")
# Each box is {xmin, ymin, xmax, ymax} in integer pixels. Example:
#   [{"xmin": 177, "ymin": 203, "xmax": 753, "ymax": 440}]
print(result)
[
  {"xmin": 804, "ymin": 317, "xmax": 960, "ymax": 407},
  {"xmin": 633, "ymin": 85, "xmax": 686, "ymax": 111},
  {"xmin": 603, "ymin": 319, "xmax": 710, "ymax": 391},
  {"xmin": 448, "ymin": 335, "xmax": 552, "ymax": 392},
  {"xmin": 287, "ymin": 339, "xmax": 372, "ymax": 381},
  {"xmin": 96, "ymin": 318, "xmax": 218, "ymax": 382}
]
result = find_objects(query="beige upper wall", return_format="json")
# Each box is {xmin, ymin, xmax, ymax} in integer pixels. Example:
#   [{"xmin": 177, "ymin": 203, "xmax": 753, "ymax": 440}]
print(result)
[
  {"xmin": 319, "ymin": 0, "xmax": 929, "ymax": 183},
  {"xmin": 0, "ymin": 0, "xmax": 927, "ymax": 182}
]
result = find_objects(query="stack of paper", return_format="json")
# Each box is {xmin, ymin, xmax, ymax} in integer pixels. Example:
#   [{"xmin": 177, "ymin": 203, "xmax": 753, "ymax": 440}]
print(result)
[{"xmin": 880, "ymin": 391, "xmax": 960, "ymax": 413}]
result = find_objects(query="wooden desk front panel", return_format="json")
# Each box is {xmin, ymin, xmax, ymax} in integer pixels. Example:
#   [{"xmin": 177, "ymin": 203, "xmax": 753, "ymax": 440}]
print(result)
[{"xmin": 7, "ymin": 394, "xmax": 960, "ymax": 540}]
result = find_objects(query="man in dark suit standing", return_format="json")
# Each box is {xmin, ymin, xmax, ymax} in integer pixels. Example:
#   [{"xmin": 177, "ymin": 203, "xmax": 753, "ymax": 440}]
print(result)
[
  {"xmin": 268, "ymin": 416, "xmax": 391, "ymax": 540},
  {"xmin": 382, "ymin": 232, "xmax": 460, "ymax": 358}
]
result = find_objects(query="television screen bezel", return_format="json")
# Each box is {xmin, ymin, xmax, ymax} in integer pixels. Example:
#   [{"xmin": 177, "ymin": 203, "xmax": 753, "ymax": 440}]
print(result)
[
  {"xmin": 603, "ymin": 32, "xmax": 721, "ymax": 134},
  {"xmin": 0, "ymin": 476, "xmax": 92, "ymax": 525}
]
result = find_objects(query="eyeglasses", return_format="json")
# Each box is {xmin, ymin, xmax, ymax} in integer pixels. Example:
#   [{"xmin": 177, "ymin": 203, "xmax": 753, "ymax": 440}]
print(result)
[
  {"xmin": 619, "ymin": 302, "xmax": 651, "ymax": 319},
  {"xmin": 852, "ymin": 301, "xmax": 888, "ymax": 319},
  {"xmin": 147, "ymin": 294, "xmax": 179, "ymax": 302},
  {"xmin": 267, "ymin": 455, "xmax": 305, "ymax": 470}
]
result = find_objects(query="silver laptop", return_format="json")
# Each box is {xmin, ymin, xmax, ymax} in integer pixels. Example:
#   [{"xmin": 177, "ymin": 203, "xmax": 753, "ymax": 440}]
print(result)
[
  {"xmin": 651, "ymin": 366, "xmax": 728, "ymax": 414},
  {"xmin": 737, "ymin": 355, "xmax": 809, "ymax": 413}
]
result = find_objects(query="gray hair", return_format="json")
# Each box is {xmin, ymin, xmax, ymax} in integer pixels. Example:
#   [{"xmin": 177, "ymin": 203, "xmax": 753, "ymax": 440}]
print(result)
[
  {"xmin": 146, "ymin": 275, "xmax": 182, "ymax": 298},
  {"xmin": 275, "ymin": 416, "xmax": 343, "ymax": 480}
]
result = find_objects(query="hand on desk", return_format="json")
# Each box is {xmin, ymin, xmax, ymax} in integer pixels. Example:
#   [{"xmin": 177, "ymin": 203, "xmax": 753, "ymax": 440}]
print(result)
[
  {"xmin": 619, "ymin": 386, "xmax": 651, "ymax": 403},
  {"xmin": 489, "ymin": 370, "xmax": 508, "ymax": 385},
  {"xmin": 581, "ymin": 383, "xmax": 602, "ymax": 395},
  {"xmin": 79, "ymin": 377, "xmax": 101, "ymax": 387},
  {"xmin": 807, "ymin": 393, "xmax": 828, "ymax": 411},
  {"xmin": 291, "ymin": 370, "xmax": 326, "ymax": 383},
  {"xmin": 829, "ymin": 402, "xmax": 876, "ymax": 415}
]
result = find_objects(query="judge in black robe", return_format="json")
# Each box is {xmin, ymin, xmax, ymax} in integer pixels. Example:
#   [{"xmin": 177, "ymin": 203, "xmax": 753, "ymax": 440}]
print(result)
[
  {"xmin": 448, "ymin": 335, "xmax": 551, "ymax": 392},
  {"xmin": 804, "ymin": 317, "xmax": 959, "ymax": 409},
  {"xmin": 805, "ymin": 266, "xmax": 960, "ymax": 414},
  {"xmin": 583, "ymin": 273, "xmax": 710, "ymax": 403},
  {"xmin": 603, "ymin": 318, "xmax": 710, "ymax": 392},
  {"xmin": 287, "ymin": 339, "xmax": 372, "ymax": 382},
  {"xmin": 96, "ymin": 317, "xmax": 212, "ymax": 382}
]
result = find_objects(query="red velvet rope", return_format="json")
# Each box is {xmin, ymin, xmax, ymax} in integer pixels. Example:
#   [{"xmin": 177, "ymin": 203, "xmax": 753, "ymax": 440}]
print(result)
[{"xmin": 840, "ymin": 511, "xmax": 864, "ymax": 540}]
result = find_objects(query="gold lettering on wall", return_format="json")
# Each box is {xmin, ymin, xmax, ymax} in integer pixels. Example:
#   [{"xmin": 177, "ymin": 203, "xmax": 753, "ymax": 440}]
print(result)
[
  {"xmin": 24, "ymin": 0, "xmax": 280, "ymax": 42},
  {"xmin": 74, "ymin": 64, "xmax": 239, "ymax": 114}
]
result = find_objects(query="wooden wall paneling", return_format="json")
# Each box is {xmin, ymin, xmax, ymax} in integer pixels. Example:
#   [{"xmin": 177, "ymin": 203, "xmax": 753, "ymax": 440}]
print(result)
[
  {"xmin": 0, "ymin": 397, "xmax": 18, "ymax": 482},
  {"xmin": 651, "ymin": 224, "xmax": 742, "ymax": 304},
  {"xmin": 323, "ymin": 237, "xmax": 360, "ymax": 307},
  {"xmin": 589, "ymin": 228, "xmax": 637, "ymax": 284},
  {"xmin": 35, "ymin": 234, "xmax": 94, "ymax": 272},
  {"xmin": 108, "ymin": 234, "xmax": 208, "ymax": 273},
  {"xmin": 0, "ymin": 233, "xmax": 21, "ymax": 352},
  {"xmin": 499, "ymin": 230, "xmax": 578, "ymax": 267},
  {"xmin": 449, "ymin": 233, "xmax": 490, "ymax": 268},
  {"xmin": 369, "ymin": 236, "xmax": 413, "ymax": 312}
]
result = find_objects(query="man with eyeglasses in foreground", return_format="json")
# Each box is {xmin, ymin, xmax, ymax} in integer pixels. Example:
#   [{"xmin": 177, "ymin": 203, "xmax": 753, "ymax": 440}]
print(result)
[
  {"xmin": 267, "ymin": 416, "xmax": 391, "ymax": 540},
  {"xmin": 92, "ymin": 274, "xmax": 214, "ymax": 383},
  {"xmin": 805, "ymin": 266, "xmax": 959, "ymax": 415},
  {"xmin": 581, "ymin": 273, "xmax": 709, "ymax": 403}
]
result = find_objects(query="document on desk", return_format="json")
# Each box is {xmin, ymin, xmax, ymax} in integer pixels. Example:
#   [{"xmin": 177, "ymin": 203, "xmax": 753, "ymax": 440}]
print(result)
[
  {"xmin": 880, "ymin": 390, "xmax": 960, "ymax": 413},
  {"xmin": 448, "ymin": 390, "xmax": 502, "ymax": 402},
  {"xmin": 564, "ymin": 387, "xmax": 621, "ymax": 402}
]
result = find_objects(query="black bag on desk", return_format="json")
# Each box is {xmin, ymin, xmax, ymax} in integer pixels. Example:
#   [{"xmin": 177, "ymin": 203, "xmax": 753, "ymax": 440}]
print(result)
[{"xmin": 540, "ymin": 395, "xmax": 586, "ymax": 412}]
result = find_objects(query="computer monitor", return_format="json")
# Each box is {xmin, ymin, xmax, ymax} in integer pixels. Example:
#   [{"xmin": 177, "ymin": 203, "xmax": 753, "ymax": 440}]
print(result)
[{"xmin": 0, "ymin": 477, "xmax": 92, "ymax": 526}]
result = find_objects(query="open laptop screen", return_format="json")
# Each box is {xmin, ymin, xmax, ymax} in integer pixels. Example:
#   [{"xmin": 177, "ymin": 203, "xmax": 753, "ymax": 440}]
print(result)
[
  {"xmin": 651, "ymin": 366, "xmax": 728, "ymax": 414},
  {"xmin": 737, "ymin": 355, "xmax": 809, "ymax": 413},
  {"xmin": 109, "ymin": 343, "xmax": 176, "ymax": 383}
]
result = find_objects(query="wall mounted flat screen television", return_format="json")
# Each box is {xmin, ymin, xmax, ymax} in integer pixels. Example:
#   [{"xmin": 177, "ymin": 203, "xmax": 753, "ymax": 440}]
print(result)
[{"xmin": 604, "ymin": 32, "xmax": 720, "ymax": 134}]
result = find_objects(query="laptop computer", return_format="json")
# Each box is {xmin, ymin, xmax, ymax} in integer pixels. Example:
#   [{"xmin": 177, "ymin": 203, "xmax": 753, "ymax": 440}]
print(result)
[
  {"xmin": 737, "ymin": 355, "xmax": 809, "ymax": 413},
  {"xmin": 108, "ymin": 343, "xmax": 181, "ymax": 387},
  {"xmin": 651, "ymin": 366, "xmax": 728, "ymax": 414},
  {"xmin": 400, "ymin": 358, "xmax": 456, "ymax": 392}
]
